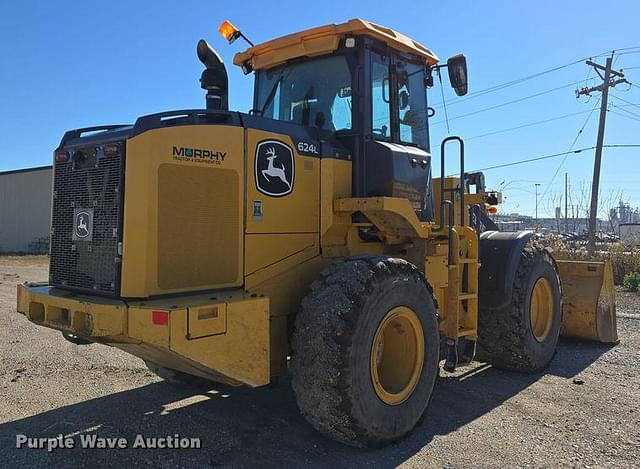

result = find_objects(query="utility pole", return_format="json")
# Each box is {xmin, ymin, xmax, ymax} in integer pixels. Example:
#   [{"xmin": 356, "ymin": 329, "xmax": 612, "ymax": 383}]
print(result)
[
  {"xmin": 564, "ymin": 172, "xmax": 569, "ymax": 233},
  {"xmin": 576, "ymin": 55, "xmax": 627, "ymax": 253},
  {"xmin": 535, "ymin": 183, "xmax": 541, "ymax": 230}
]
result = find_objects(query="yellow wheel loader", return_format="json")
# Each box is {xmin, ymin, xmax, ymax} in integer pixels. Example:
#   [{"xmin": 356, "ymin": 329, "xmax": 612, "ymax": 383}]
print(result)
[{"xmin": 17, "ymin": 19, "xmax": 618, "ymax": 447}]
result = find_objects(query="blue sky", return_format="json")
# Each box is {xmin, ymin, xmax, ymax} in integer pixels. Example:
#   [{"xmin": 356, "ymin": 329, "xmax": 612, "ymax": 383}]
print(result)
[{"xmin": 1, "ymin": 0, "xmax": 639, "ymax": 218}]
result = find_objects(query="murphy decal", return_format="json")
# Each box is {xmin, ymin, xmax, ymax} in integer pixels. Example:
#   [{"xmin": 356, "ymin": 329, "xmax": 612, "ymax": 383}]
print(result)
[
  {"xmin": 255, "ymin": 140, "xmax": 294, "ymax": 197},
  {"xmin": 172, "ymin": 146, "xmax": 226, "ymax": 165}
]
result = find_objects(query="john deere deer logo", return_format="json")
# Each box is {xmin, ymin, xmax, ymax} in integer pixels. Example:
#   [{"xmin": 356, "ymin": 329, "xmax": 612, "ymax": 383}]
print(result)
[
  {"xmin": 72, "ymin": 208, "xmax": 94, "ymax": 241},
  {"xmin": 77, "ymin": 214, "xmax": 89, "ymax": 237},
  {"xmin": 255, "ymin": 140, "xmax": 294, "ymax": 197},
  {"xmin": 262, "ymin": 147, "xmax": 292, "ymax": 191}
]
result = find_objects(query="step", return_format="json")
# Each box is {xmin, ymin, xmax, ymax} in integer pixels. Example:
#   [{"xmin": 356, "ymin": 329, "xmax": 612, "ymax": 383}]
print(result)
[
  {"xmin": 458, "ymin": 258, "xmax": 478, "ymax": 264},
  {"xmin": 458, "ymin": 293, "xmax": 477, "ymax": 301}
]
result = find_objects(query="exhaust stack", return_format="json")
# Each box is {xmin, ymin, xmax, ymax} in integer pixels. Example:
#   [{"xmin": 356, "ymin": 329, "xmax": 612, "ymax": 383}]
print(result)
[{"xmin": 197, "ymin": 40, "xmax": 228, "ymax": 111}]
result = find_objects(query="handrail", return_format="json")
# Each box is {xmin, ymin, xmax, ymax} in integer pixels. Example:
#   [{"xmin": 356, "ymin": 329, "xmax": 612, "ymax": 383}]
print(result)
[
  {"xmin": 470, "ymin": 204, "xmax": 482, "ymax": 258},
  {"xmin": 440, "ymin": 136, "xmax": 465, "ymax": 227},
  {"xmin": 442, "ymin": 200, "xmax": 455, "ymax": 265},
  {"xmin": 59, "ymin": 125, "xmax": 130, "ymax": 147}
]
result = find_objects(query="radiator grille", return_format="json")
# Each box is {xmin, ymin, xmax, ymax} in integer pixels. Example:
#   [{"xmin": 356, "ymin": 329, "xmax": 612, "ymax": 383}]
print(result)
[
  {"xmin": 157, "ymin": 164, "xmax": 239, "ymax": 289},
  {"xmin": 49, "ymin": 145, "xmax": 124, "ymax": 295}
]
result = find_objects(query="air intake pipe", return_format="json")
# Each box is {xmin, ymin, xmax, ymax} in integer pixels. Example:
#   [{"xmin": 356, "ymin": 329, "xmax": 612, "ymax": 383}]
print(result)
[{"xmin": 197, "ymin": 39, "xmax": 228, "ymax": 111}]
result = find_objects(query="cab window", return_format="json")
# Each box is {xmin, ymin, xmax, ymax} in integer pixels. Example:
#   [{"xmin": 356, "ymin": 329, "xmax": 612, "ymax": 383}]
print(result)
[
  {"xmin": 397, "ymin": 61, "xmax": 428, "ymax": 148},
  {"xmin": 256, "ymin": 55, "xmax": 353, "ymax": 131},
  {"xmin": 370, "ymin": 53, "xmax": 391, "ymax": 141}
]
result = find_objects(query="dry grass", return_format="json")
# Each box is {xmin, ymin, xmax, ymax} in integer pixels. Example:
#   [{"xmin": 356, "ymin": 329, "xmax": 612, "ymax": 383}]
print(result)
[
  {"xmin": 0, "ymin": 255, "xmax": 49, "ymax": 268},
  {"xmin": 540, "ymin": 235, "xmax": 640, "ymax": 285}
]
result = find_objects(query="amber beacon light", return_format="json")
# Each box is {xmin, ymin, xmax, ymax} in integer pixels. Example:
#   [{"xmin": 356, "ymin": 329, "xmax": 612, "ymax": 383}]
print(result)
[{"xmin": 219, "ymin": 20, "xmax": 241, "ymax": 44}]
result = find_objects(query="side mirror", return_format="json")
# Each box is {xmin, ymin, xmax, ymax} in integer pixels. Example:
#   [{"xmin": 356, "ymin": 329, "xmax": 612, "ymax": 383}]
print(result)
[{"xmin": 447, "ymin": 54, "xmax": 468, "ymax": 96}]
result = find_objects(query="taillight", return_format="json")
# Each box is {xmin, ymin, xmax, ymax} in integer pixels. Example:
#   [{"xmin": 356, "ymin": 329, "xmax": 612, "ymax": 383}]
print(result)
[
  {"xmin": 54, "ymin": 150, "xmax": 69, "ymax": 163},
  {"xmin": 103, "ymin": 143, "xmax": 121, "ymax": 157}
]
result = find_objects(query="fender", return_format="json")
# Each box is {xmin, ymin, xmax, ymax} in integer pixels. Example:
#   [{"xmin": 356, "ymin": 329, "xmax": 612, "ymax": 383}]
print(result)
[{"xmin": 478, "ymin": 230, "xmax": 534, "ymax": 311}]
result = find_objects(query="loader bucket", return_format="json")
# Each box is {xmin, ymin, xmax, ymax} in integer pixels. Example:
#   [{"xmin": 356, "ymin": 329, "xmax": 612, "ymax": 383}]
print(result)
[{"xmin": 555, "ymin": 259, "xmax": 618, "ymax": 344}]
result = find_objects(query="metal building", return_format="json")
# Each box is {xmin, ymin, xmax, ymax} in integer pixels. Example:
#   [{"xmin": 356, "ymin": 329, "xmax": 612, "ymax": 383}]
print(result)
[{"xmin": 0, "ymin": 166, "xmax": 52, "ymax": 253}]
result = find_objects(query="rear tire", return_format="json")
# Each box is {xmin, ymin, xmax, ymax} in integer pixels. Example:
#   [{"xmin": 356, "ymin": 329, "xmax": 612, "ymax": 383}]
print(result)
[
  {"xmin": 291, "ymin": 256, "xmax": 439, "ymax": 447},
  {"xmin": 477, "ymin": 242, "xmax": 562, "ymax": 372}
]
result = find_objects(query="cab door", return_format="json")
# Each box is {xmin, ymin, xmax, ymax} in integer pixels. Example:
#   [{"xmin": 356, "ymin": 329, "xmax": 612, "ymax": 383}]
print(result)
[{"xmin": 364, "ymin": 50, "xmax": 434, "ymax": 221}]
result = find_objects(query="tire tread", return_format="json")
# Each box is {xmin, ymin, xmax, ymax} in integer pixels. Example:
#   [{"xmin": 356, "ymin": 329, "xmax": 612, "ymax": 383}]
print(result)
[
  {"xmin": 477, "ymin": 241, "xmax": 561, "ymax": 372},
  {"xmin": 291, "ymin": 256, "xmax": 434, "ymax": 447}
]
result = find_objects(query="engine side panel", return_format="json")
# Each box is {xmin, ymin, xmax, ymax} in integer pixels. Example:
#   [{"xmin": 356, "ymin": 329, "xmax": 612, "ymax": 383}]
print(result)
[{"xmin": 120, "ymin": 125, "xmax": 245, "ymax": 298}]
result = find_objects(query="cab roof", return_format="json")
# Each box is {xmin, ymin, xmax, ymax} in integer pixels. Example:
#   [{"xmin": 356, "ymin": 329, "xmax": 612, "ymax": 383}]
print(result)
[{"xmin": 232, "ymin": 18, "xmax": 439, "ymax": 71}]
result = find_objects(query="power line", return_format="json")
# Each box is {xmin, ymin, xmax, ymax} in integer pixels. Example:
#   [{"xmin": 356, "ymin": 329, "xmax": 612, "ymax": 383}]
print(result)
[
  {"xmin": 437, "ymin": 69, "xmax": 451, "ymax": 134},
  {"xmin": 608, "ymin": 110, "xmax": 640, "ymax": 122},
  {"xmin": 469, "ymin": 147, "xmax": 596, "ymax": 172},
  {"xmin": 610, "ymin": 94, "xmax": 640, "ymax": 110},
  {"xmin": 465, "ymin": 109, "xmax": 593, "ymax": 141},
  {"xmin": 611, "ymin": 46, "xmax": 640, "ymax": 52},
  {"xmin": 431, "ymin": 58, "xmax": 587, "ymax": 109},
  {"xmin": 465, "ymin": 144, "xmax": 639, "ymax": 174},
  {"xmin": 538, "ymin": 96, "xmax": 602, "ymax": 201},
  {"xmin": 431, "ymin": 80, "xmax": 584, "ymax": 125},
  {"xmin": 609, "ymin": 103, "xmax": 640, "ymax": 119},
  {"xmin": 432, "ymin": 47, "xmax": 640, "ymax": 109}
]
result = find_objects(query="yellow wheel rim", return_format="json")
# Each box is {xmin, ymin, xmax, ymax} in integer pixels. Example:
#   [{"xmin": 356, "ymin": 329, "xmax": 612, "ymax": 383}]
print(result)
[
  {"xmin": 530, "ymin": 277, "xmax": 554, "ymax": 342},
  {"xmin": 370, "ymin": 306, "xmax": 425, "ymax": 406}
]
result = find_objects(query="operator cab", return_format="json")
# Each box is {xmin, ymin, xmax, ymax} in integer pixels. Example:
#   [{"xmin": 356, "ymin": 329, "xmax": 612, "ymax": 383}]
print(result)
[{"xmin": 231, "ymin": 19, "xmax": 467, "ymax": 222}]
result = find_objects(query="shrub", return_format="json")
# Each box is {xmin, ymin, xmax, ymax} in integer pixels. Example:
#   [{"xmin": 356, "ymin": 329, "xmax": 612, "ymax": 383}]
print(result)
[
  {"xmin": 608, "ymin": 244, "xmax": 640, "ymax": 285},
  {"xmin": 623, "ymin": 272, "xmax": 640, "ymax": 292},
  {"xmin": 537, "ymin": 234, "xmax": 640, "ymax": 285}
]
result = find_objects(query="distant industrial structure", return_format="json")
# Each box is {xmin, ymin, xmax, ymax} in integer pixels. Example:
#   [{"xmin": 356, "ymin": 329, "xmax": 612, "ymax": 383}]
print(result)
[
  {"xmin": 0, "ymin": 166, "xmax": 52, "ymax": 253},
  {"xmin": 494, "ymin": 198, "xmax": 640, "ymax": 235},
  {"xmin": 493, "ymin": 213, "xmax": 606, "ymax": 233},
  {"xmin": 610, "ymin": 201, "xmax": 640, "ymax": 226}
]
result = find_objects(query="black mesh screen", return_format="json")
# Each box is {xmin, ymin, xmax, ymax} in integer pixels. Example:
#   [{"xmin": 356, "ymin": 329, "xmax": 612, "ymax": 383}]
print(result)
[{"xmin": 49, "ymin": 144, "xmax": 124, "ymax": 296}]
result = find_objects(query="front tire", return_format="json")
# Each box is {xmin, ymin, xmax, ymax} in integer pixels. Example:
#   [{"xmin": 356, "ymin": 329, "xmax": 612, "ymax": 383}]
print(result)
[
  {"xmin": 291, "ymin": 256, "xmax": 439, "ymax": 447},
  {"xmin": 477, "ymin": 242, "xmax": 562, "ymax": 372}
]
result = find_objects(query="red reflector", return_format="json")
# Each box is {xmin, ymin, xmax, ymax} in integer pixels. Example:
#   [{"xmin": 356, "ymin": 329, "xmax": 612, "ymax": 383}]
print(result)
[
  {"xmin": 103, "ymin": 143, "xmax": 121, "ymax": 156},
  {"xmin": 152, "ymin": 310, "xmax": 169, "ymax": 326},
  {"xmin": 55, "ymin": 150, "xmax": 69, "ymax": 162}
]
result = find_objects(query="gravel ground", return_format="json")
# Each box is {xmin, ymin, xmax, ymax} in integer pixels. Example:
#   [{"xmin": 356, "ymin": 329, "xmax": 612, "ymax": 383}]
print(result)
[{"xmin": 0, "ymin": 255, "xmax": 639, "ymax": 468}]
